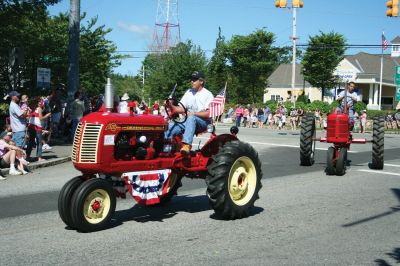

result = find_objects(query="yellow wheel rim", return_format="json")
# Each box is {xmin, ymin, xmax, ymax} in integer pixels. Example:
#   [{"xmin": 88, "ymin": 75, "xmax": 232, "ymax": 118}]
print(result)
[
  {"xmin": 228, "ymin": 156, "xmax": 257, "ymax": 206},
  {"xmin": 83, "ymin": 189, "xmax": 111, "ymax": 224}
]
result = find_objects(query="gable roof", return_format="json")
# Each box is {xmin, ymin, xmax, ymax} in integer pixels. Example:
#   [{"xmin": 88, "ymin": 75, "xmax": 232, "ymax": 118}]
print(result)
[
  {"xmin": 346, "ymin": 52, "xmax": 399, "ymax": 83},
  {"xmin": 267, "ymin": 63, "xmax": 311, "ymax": 88},
  {"xmin": 391, "ymin": 36, "xmax": 400, "ymax": 43}
]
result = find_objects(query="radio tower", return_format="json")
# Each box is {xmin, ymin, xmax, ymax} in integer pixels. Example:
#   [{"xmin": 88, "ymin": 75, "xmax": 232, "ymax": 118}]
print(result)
[{"xmin": 152, "ymin": 0, "xmax": 181, "ymax": 52}]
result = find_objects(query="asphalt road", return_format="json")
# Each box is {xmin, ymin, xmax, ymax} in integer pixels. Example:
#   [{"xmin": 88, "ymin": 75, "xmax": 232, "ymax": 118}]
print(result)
[{"xmin": 0, "ymin": 127, "xmax": 399, "ymax": 265}]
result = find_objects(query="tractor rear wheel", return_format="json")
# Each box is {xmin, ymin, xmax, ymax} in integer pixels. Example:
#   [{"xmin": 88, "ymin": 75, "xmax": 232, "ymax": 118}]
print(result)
[
  {"xmin": 70, "ymin": 178, "xmax": 116, "ymax": 232},
  {"xmin": 159, "ymin": 173, "xmax": 182, "ymax": 204},
  {"xmin": 58, "ymin": 176, "xmax": 84, "ymax": 229},
  {"xmin": 371, "ymin": 116, "xmax": 384, "ymax": 169},
  {"xmin": 326, "ymin": 147, "xmax": 336, "ymax": 175},
  {"xmin": 336, "ymin": 148, "xmax": 347, "ymax": 176},
  {"xmin": 300, "ymin": 114, "xmax": 316, "ymax": 166},
  {"xmin": 206, "ymin": 141, "xmax": 262, "ymax": 219}
]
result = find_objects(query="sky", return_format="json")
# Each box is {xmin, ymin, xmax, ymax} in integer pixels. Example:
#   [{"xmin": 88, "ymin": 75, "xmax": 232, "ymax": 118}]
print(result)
[{"xmin": 48, "ymin": 0, "xmax": 400, "ymax": 76}]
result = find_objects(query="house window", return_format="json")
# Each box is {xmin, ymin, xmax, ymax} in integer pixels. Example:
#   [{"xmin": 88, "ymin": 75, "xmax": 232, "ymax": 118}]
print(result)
[
  {"xmin": 380, "ymin": 96, "xmax": 394, "ymax": 109},
  {"xmin": 393, "ymin": 45, "xmax": 400, "ymax": 52},
  {"xmin": 271, "ymin": 95, "xmax": 280, "ymax": 101}
]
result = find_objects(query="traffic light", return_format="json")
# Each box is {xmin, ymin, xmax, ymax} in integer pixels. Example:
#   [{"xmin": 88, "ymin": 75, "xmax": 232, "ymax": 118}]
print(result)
[
  {"xmin": 292, "ymin": 0, "xmax": 304, "ymax": 8},
  {"xmin": 387, "ymin": 0, "xmax": 399, "ymax": 17},
  {"xmin": 275, "ymin": 0, "xmax": 287, "ymax": 8}
]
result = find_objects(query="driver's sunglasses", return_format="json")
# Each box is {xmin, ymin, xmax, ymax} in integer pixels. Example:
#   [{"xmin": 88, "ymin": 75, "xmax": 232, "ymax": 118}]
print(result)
[{"xmin": 191, "ymin": 78, "xmax": 199, "ymax": 82}]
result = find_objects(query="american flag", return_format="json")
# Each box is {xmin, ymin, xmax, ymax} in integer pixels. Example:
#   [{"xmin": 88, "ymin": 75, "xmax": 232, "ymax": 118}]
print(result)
[
  {"xmin": 209, "ymin": 87, "xmax": 226, "ymax": 118},
  {"xmin": 382, "ymin": 33, "xmax": 389, "ymax": 50}
]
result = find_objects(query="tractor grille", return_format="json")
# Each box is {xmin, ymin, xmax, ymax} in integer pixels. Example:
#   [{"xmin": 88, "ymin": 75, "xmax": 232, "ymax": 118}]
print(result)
[{"xmin": 72, "ymin": 123, "xmax": 102, "ymax": 163}]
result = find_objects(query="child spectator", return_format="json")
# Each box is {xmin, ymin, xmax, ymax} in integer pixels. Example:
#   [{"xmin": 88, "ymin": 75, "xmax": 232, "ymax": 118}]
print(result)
[{"xmin": 0, "ymin": 131, "xmax": 28, "ymax": 175}]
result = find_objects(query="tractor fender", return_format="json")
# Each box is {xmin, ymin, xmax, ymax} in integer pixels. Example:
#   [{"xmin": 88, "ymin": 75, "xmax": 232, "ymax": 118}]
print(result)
[{"xmin": 200, "ymin": 133, "xmax": 238, "ymax": 157}]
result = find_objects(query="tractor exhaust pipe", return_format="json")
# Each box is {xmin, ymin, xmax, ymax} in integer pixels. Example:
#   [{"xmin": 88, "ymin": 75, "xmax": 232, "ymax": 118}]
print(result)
[{"xmin": 105, "ymin": 78, "xmax": 114, "ymax": 112}]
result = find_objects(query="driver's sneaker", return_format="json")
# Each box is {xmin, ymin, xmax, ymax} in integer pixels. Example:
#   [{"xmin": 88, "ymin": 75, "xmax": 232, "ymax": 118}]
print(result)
[
  {"xmin": 180, "ymin": 144, "xmax": 191, "ymax": 156},
  {"xmin": 9, "ymin": 169, "xmax": 22, "ymax": 175}
]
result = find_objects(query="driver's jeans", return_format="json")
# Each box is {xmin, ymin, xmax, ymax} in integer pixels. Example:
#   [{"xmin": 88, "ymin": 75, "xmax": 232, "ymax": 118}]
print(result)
[{"xmin": 164, "ymin": 115, "xmax": 211, "ymax": 145}]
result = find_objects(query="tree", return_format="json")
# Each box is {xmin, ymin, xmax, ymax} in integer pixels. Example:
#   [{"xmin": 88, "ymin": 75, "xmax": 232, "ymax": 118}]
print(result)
[
  {"xmin": 225, "ymin": 29, "xmax": 282, "ymax": 103},
  {"xmin": 207, "ymin": 27, "xmax": 229, "ymax": 96},
  {"xmin": 142, "ymin": 41, "xmax": 207, "ymax": 102},
  {"xmin": 301, "ymin": 31, "xmax": 346, "ymax": 101},
  {"xmin": 110, "ymin": 73, "xmax": 142, "ymax": 101}
]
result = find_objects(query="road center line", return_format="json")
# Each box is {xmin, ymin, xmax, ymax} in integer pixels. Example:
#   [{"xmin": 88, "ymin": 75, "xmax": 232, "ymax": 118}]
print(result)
[
  {"xmin": 357, "ymin": 169, "xmax": 400, "ymax": 176},
  {"xmin": 195, "ymin": 137, "xmax": 358, "ymax": 153}
]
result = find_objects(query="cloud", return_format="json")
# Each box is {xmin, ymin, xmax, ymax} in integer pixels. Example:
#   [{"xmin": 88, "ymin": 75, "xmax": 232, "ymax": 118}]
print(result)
[{"xmin": 117, "ymin": 22, "xmax": 151, "ymax": 34}]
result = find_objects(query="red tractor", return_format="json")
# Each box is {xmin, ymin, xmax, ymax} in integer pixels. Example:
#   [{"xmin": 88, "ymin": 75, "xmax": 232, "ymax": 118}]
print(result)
[
  {"xmin": 58, "ymin": 79, "xmax": 263, "ymax": 232},
  {"xmin": 299, "ymin": 108, "xmax": 384, "ymax": 176}
]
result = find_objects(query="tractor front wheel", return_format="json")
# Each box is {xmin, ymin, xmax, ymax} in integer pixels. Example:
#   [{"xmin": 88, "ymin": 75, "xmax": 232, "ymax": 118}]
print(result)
[
  {"xmin": 70, "ymin": 178, "xmax": 116, "ymax": 232},
  {"xmin": 326, "ymin": 147, "xmax": 336, "ymax": 175},
  {"xmin": 336, "ymin": 148, "xmax": 347, "ymax": 176},
  {"xmin": 300, "ymin": 114, "xmax": 316, "ymax": 166},
  {"xmin": 371, "ymin": 116, "xmax": 384, "ymax": 169},
  {"xmin": 206, "ymin": 141, "xmax": 262, "ymax": 219},
  {"xmin": 58, "ymin": 176, "xmax": 84, "ymax": 229}
]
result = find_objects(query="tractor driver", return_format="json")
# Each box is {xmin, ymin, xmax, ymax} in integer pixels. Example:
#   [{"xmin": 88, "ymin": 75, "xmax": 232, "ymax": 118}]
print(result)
[
  {"xmin": 337, "ymin": 81, "xmax": 358, "ymax": 127},
  {"xmin": 165, "ymin": 71, "xmax": 214, "ymax": 155}
]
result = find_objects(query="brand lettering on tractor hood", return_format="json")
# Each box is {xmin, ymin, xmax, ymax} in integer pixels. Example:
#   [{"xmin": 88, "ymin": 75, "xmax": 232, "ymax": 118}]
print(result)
[{"xmin": 105, "ymin": 123, "xmax": 166, "ymax": 131}]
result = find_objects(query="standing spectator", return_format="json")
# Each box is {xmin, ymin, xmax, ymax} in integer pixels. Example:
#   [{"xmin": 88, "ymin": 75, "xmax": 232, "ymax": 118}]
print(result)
[
  {"xmin": 235, "ymin": 105, "xmax": 243, "ymax": 127},
  {"xmin": 263, "ymin": 106, "xmax": 271, "ymax": 127},
  {"xmin": 314, "ymin": 108, "xmax": 321, "ymax": 128},
  {"xmin": 8, "ymin": 91, "xmax": 27, "ymax": 148},
  {"xmin": 353, "ymin": 111, "xmax": 359, "ymax": 132},
  {"xmin": 394, "ymin": 108, "xmax": 400, "ymax": 129},
  {"xmin": 118, "ymin": 93, "xmax": 130, "ymax": 113},
  {"xmin": 360, "ymin": 110, "xmax": 367, "ymax": 133},
  {"xmin": 289, "ymin": 108, "xmax": 298, "ymax": 130},
  {"xmin": 71, "ymin": 91, "xmax": 85, "ymax": 140},
  {"xmin": 26, "ymin": 97, "xmax": 51, "ymax": 162},
  {"xmin": 297, "ymin": 107, "xmax": 304, "ymax": 127},
  {"xmin": 93, "ymin": 94, "xmax": 104, "ymax": 112},
  {"xmin": 321, "ymin": 112, "xmax": 328, "ymax": 130},
  {"xmin": 257, "ymin": 107, "xmax": 264, "ymax": 128},
  {"xmin": 0, "ymin": 131, "xmax": 27, "ymax": 175},
  {"xmin": 386, "ymin": 112, "xmax": 394, "ymax": 129},
  {"xmin": 242, "ymin": 106, "xmax": 249, "ymax": 127},
  {"xmin": 153, "ymin": 100, "xmax": 160, "ymax": 115}
]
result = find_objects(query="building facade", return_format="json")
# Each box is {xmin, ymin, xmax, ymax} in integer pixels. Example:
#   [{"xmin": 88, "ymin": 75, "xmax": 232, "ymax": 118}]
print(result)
[{"xmin": 265, "ymin": 41, "xmax": 400, "ymax": 110}]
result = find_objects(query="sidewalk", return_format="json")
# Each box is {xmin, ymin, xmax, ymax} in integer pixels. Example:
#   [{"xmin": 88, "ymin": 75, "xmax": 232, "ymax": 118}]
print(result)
[{"xmin": 1, "ymin": 139, "xmax": 72, "ymax": 177}]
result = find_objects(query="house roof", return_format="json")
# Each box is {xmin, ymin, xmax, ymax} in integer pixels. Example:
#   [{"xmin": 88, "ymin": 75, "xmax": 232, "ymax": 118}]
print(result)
[
  {"xmin": 391, "ymin": 36, "xmax": 400, "ymax": 43},
  {"xmin": 267, "ymin": 52, "xmax": 400, "ymax": 88},
  {"xmin": 346, "ymin": 52, "xmax": 400, "ymax": 83},
  {"xmin": 267, "ymin": 63, "xmax": 311, "ymax": 88}
]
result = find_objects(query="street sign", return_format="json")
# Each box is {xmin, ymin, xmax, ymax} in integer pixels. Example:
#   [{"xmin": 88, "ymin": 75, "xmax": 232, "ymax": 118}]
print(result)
[
  {"xmin": 396, "ymin": 85, "xmax": 400, "ymax": 101},
  {"xmin": 396, "ymin": 66, "xmax": 400, "ymax": 85},
  {"xmin": 37, "ymin": 67, "xmax": 51, "ymax": 89}
]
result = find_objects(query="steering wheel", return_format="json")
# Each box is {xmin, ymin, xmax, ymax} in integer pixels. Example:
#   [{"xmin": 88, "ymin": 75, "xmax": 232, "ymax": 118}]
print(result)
[{"xmin": 164, "ymin": 98, "xmax": 188, "ymax": 124}]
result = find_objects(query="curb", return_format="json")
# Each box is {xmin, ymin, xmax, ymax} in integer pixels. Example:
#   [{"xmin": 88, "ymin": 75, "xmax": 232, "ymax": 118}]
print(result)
[{"xmin": 1, "ymin": 156, "xmax": 71, "ymax": 177}]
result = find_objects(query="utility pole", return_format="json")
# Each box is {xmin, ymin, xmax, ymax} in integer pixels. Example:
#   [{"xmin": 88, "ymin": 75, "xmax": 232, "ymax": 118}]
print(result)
[
  {"xmin": 67, "ymin": 0, "xmax": 80, "ymax": 114},
  {"xmin": 291, "ymin": 7, "xmax": 297, "ymax": 107},
  {"xmin": 275, "ymin": 0, "xmax": 304, "ymax": 107}
]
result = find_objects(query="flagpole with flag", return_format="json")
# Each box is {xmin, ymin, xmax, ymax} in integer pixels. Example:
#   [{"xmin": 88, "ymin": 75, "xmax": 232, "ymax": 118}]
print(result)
[
  {"xmin": 209, "ymin": 82, "xmax": 227, "ymax": 124},
  {"xmin": 379, "ymin": 32, "xmax": 389, "ymax": 110}
]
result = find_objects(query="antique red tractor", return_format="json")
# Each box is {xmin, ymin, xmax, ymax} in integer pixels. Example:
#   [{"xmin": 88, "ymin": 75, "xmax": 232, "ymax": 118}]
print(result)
[
  {"xmin": 299, "ymin": 108, "xmax": 384, "ymax": 176},
  {"xmin": 58, "ymin": 79, "xmax": 262, "ymax": 232}
]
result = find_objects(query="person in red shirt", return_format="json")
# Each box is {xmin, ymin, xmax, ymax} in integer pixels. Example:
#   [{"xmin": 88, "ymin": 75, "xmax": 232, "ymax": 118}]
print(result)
[{"xmin": 152, "ymin": 100, "xmax": 160, "ymax": 115}]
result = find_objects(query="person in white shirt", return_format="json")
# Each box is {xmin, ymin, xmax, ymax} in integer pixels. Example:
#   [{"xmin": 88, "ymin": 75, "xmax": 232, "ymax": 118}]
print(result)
[
  {"xmin": 118, "ymin": 93, "xmax": 130, "ymax": 113},
  {"xmin": 165, "ymin": 71, "xmax": 214, "ymax": 155},
  {"xmin": 337, "ymin": 81, "xmax": 358, "ymax": 127}
]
